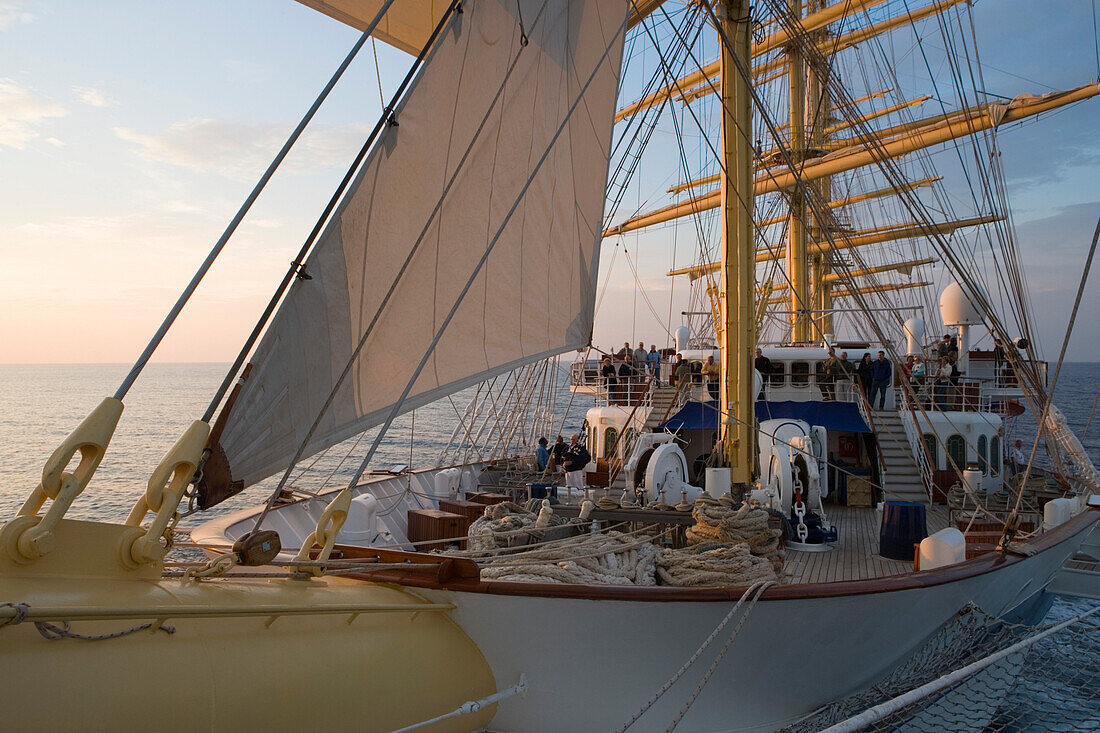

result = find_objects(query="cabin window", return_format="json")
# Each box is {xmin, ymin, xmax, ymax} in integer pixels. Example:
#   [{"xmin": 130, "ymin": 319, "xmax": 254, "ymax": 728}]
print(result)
[
  {"xmin": 947, "ymin": 434, "xmax": 966, "ymax": 471},
  {"xmin": 990, "ymin": 436, "xmax": 1001, "ymax": 476},
  {"xmin": 977, "ymin": 435, "xmax": 988, "ymax": 474},
  {"xmin": 769, "ymin": 361, "xmax": 787, "ymax": 386},
  {"xmin": 790, "ymin": 362, "xmax": 810, "ymax": 387},
  {"xmin": 604, "ymin": 427, "xmax": 619, "ymax": 459},
  {"xmin": 923, "ymin": 433, "xmax": 939, "ymax": 470}
]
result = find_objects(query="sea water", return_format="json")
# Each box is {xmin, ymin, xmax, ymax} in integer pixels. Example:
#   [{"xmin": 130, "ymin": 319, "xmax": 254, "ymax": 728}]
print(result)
[{"xmin": 0, "ymin": 361, "xmax": 591, "ymax": 526}]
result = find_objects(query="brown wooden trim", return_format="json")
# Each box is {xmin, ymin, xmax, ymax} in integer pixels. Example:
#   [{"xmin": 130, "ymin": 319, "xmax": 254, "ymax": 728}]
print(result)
[
  {"xmin": 334, "ymin": 546, "xmax": 481, "ymax": 585},
  {"xmin": 344, "ymin": 508, "xmax": 1099, "ymax": 603}
]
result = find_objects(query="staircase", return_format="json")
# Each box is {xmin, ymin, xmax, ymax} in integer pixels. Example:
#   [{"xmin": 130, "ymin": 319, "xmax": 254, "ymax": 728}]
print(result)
[
  {"xmin": 872, "ymin": 411, "xmax": 929, "ymax": 503},
  {"xmin": 604, "ymin": 386, "xmax": 683, "ymax": 495},
  {"xmin": 644, "ymin": 385, "xmax": 682, "ymax": 430}
]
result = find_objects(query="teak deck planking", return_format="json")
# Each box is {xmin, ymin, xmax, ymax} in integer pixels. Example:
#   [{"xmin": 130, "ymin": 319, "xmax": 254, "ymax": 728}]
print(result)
[{"xmin": 784, "ymin": 503, "xmax": 951, "ymax": 584}]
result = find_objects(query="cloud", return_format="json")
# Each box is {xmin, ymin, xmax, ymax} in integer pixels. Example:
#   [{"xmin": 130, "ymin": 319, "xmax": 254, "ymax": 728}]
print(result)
[
  {"xmin": 73, "ymin": 85, "xmax": 117, "ymax": 108},
  {"xmin": 44, "ymin": 136, "xmax": 64, "ymax": 147},
  {"xmin": 114, "ymin": 118, "xmax": 370, "ymax": 180},
  {"xmin": 0, "ymin": 78, "xmax": 66, "ymax": 149},
  {"xmin": 0, "ymin": 2, "xmax": 33, "ymax": 30}
]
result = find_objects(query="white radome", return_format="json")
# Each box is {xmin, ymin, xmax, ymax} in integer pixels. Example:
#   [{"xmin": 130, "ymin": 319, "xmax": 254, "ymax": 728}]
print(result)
[{"xmin": 939, "ymin": 281, "xmax": 986, "ymax": 326}]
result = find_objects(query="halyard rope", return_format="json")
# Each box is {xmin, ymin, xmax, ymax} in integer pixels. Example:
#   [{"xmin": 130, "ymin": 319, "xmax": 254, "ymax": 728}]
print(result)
[{"xmin": 615, "ymin": 580, "xmax": 776, "ymax": 732}]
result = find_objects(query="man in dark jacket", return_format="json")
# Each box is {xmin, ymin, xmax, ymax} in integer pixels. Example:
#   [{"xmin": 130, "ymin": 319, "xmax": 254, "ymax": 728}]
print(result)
[
  {"xmin": 869, "ymin": 351, "xmax": 892, "ymax": 410},
  {"xmin": 600, "ymin": 355, "xmax": 618, "ymax": 404},
  {"xmin": 562, "ymin": 434, "xmax": 591, "ymax": 497}
]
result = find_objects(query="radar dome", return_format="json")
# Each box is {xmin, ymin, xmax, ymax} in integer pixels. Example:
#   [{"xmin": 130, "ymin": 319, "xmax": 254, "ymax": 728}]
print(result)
[{"xmin": 939, "ymin": 282, "xmax": 986, "ymax": 327}]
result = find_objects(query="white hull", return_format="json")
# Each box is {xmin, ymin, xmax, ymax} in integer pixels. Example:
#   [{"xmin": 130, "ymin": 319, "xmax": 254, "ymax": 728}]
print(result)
[
  {"xmin": 193, "ymin": 464, "xmax": 1097, "ymax": 732},
  {"xmin": 409, "ymin": 533, "xmax": 1082, "ymax": 733}
]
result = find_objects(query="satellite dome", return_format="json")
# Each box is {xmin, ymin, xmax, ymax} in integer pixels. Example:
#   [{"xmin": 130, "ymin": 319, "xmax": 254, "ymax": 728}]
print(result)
[{"xmin": 939, "ymin": 282, "xmax": 986, "ymax": 326}]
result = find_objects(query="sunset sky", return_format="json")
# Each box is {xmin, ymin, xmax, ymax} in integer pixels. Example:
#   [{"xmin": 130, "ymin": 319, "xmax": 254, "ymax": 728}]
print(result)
[{"xmin": 1, "ymin": 0, "xmax": 1098, "ymax": 366}]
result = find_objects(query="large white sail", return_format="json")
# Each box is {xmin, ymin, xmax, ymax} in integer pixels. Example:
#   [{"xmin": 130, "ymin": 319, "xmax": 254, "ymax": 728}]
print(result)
[{"xmin": 209, "ymin": 0, "xmax": 628, "ymax": 491}]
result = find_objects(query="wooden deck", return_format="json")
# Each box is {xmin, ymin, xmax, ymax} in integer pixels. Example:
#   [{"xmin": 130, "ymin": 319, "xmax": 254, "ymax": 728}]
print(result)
[{"xmin": 783, "ymin": 503, "xmax": 950, "ymax": 584}]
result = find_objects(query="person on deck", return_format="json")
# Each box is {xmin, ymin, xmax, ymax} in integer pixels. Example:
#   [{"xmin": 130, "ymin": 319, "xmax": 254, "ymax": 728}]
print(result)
[
  {"xmin": 1008, "ymin": 439, "xmax": 1027, "ymax": 480},
  {"xmin": 910, "ymin": 355, "xmax": 926, "ymax": 394},
  {"xmin": 820, "ymin": 347, "xmax": 838, "ymax": 401},
  {"xmin": 600, "ymin": 355, "xmax": 618, "ymax": 404},
  {"xmin": 674, "ymin": 354, "xmax": 691, "ymax": 389},
  {"xmin": 837, "ymin": 351, "xmax": 854, "ymax": 400},
  {"xmin": 856, "ymin": 353, "xmax": 873, "ymax": 399},
  {"xmin": 618, "ymin": 356, "xmax": 635, "ymax": 403},
  {"xmin": 946, "ymin": 353, "xmax": 962, "ymax": 408},
  {"xmin": 550, "ymin": 435, "xmax": 566, "ymax": 470},
  {"xmin": 869, "ymin": 351, "xmax": 892, "ymax": 410},
  {"xmin": 702, "ymin": 355, "xmax": 720, "ymax": 400},
  {"xmin": 754, "ymin": 348, "xmax": 773, "ymax": 399},
  {"xmin": 933, "ymin": 357, "xmax": 957, "ymax": 410},
  {"xmin": 535, "ymin": 437, "xmax": 550, "ymax": 472},
  {"xmin": 648, "ymin": 345, "xmax": 661, "ymax": 380},
  {"xmin": 618, "ymin": 342, "xmax": 631, "ymax": 361},
  {"xmin": 937, "ymin": 335, "xmax": 952, "ymax": 361},
  {"xmin": 633, "ymin": 342, "xmax": 648, "ymax": 374},
  {"xmin": 562, "ymin": 434, "xmax": 591, "ymax": 496}
]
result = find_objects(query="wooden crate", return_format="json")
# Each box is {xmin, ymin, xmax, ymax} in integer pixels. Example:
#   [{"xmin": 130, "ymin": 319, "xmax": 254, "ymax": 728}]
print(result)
[
  {"xmin": 407, "ymin": 509, "xmax": 466, "ymax": 551},
  {"xmin": 467, "ymin": 492, "xmax": 509, "ymax": 506},
  {"xmin": 963, "ymin": 530, "xmax": 1002, "ymax": 559},
  {"xmin": 439, "ymin": 498, "xmax": 485, "ymax": 527},
  {"xmin": 846, "ymin": 477, "xmax": 874, "ymax": 507}
]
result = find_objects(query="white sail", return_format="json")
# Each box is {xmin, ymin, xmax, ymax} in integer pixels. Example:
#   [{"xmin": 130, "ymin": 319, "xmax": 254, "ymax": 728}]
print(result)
[{"xmin": 213, "ymin": 0, "xmax": 628, "ymax": 489}]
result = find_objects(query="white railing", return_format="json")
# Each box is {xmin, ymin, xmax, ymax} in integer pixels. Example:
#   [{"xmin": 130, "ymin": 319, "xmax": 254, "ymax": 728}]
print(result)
[{"xmin": 899, "ymin": 404, "xmax": 935, "ymax": 501}]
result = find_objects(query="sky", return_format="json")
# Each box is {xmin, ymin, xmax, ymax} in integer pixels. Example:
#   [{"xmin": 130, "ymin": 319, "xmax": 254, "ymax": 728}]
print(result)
[{"xmin": 0, "ymin": 0, "xmax": 1098, "ymax": 367}]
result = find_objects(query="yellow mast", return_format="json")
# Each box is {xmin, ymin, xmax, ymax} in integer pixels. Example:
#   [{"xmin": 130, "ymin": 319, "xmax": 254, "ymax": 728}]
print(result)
[
  {"xmin": 805, "ymin": 0, "xmax": 833, "ymax": 335},
  {"xmin": 786, "ymin": 0, "xmax": 811, "ymax": 343},
  {"xmin": 718, "ymin": 0, "xmax": 755, "ymax": 485}
]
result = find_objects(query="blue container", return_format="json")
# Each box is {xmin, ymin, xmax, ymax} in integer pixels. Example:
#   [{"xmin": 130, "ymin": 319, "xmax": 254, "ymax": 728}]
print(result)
[
  {"xmin": 879, "ymin": 501, "xmax": 928, "ymax": 561},
  {"xmin": 528, "ymin": 483, "xmax": 558, "ymax": 500}
]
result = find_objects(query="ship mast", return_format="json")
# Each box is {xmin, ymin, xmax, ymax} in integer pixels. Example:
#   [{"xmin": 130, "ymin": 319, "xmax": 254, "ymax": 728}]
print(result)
[
  {"xmin": 786, "ymin": 0, "xmax": 811, "ymax": 343},
  {"xmin": 718, "ymin": 0, "xmax": 756, "ymax": 484},
  {"xmin": 805, "ymin": 0, "xmax": 833, "ymax": 337}
]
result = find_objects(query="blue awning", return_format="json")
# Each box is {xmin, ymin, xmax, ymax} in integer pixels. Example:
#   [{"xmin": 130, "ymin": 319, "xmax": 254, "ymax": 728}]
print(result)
[
  {"xmin": 755, "ymin": 400, "xmax": 871, "ymax": 433},
  {"xmin": 657, "ymin": 401, "xmax": 720, "ymax": 431},
  {"xmin": 657, "ymin": 400, "xmax": 871, "ymax": 433}
]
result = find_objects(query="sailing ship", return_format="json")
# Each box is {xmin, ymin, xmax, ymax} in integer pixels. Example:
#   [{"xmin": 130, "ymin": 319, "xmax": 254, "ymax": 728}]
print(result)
[{"xmin": 3, "ymin": 1, "xmax": 1099, "ymax": 731}]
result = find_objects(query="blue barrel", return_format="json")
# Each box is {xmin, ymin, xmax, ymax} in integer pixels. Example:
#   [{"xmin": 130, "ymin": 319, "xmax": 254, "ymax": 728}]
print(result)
[
  {"xmin": 879, "ymin": 501, "xmax": 928, "ymax": 561},
  {"xmin": 528, "ymin": 483, "xmax": 558, "ymax": 500}
]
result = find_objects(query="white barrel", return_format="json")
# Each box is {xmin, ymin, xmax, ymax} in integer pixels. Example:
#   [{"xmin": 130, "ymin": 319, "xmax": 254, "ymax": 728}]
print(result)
[
  {"xmin": 919, "ymin": 527, "xmax": 966, "ymax": 570},
  {"xmin": 675, "ymin": 326, "xmax": 690, "ymax": 352},
  {"xmin": 460, "ymin": 467, "xmax": 477, "ymax": 494},
  {"xmin": 963, "ymin": 466, "xmax": 983, "ymax": 495},
  {"xmin": 340, "ymin": 493, "xmax": 379, "ymax": 542},
  {"xmin": 705, "ymin": 467, "xmax": 731, "ymax": 497},
  {"xmin": 1043, "ymin": 497, "xmax": 1074, "ymax": 531}
]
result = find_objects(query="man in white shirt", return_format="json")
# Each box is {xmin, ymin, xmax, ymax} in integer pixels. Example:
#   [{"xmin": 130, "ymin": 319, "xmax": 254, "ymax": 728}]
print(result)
[{"xmin": 1009, "ymin": 439, "xmax": 1027, "ymax": 478}]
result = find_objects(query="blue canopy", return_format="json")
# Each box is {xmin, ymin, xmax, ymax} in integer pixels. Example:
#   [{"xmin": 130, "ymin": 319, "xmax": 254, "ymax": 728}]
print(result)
[
  {"xmin": 756, "ymin": 400, "xmax": 871, "ymax": 433},
  {"xmin": 657, "ymin": 401, "xmax": 720, "ymax": 432},
  {"xmin": 657, "ymin": 400, "xmax": 870, "ymax": 433}
]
